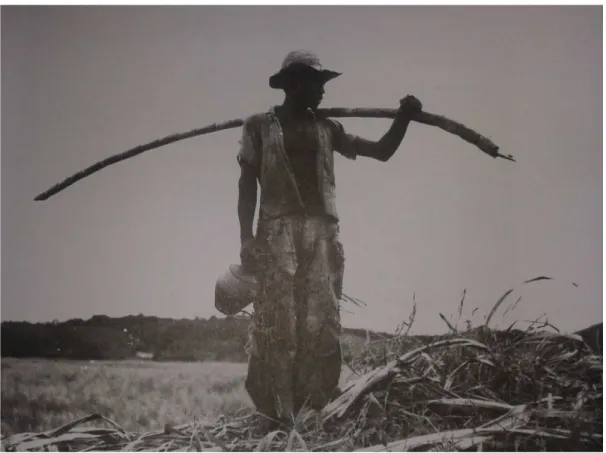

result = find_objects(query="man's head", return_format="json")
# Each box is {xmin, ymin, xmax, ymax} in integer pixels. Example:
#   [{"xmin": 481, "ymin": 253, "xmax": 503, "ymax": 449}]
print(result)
[
  {"xmin": 269, "ymin": 51, "xmax": 341, "ymax": 110},
  {"xmin": 280, "ymin": 65, "xmax": 327, "ymax": 110}
]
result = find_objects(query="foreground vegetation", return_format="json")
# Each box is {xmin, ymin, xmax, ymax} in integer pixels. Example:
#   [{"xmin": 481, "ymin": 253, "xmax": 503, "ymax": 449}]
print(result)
[
  {"xmin": 1, "ymin": 360, "xmax": 251, "ymax": 437},
  {"xmin": 2, "ymin": 280, "xmax": 602, "ymax": 451},
  {"xmin": 3, "ymin": 327, "xmax": 601, "ymax": 451}
]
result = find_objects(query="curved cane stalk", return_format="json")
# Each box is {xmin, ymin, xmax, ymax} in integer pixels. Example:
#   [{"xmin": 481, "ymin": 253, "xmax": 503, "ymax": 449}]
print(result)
[{"xmin": 34, "ymin": 108, "xmax": 513, "ymax": 201}]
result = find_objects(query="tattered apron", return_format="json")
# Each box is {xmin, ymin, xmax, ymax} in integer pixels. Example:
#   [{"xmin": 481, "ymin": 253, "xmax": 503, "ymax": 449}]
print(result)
[{"xmin": 245, "ymin": 215, "xmax": 345, "ymax": 419}]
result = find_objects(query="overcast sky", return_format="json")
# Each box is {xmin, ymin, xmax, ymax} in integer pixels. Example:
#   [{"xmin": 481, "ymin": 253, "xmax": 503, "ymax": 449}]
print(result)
[{"xmin": 2, "ymin": 5, "xmax": 602, "ymax": 334}]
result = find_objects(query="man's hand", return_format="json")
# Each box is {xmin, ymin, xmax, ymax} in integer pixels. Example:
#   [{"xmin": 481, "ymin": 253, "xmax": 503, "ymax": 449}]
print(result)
[
  {"xmin": 355, "ymin": 94, "xmax": 422, "ymax": 162},
  {"xmin": 397, "ymin": 95, "xmax": 423, "ymax": 119},
  {"xmin": 240, "ymin": 237, "xmax": 259, "ymax": 274}
]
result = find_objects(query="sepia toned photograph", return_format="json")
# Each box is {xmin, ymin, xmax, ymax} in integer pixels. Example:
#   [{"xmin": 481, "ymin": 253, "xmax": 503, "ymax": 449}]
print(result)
[{"xmin": 1, "ymin": 4, "xmax": 602, "ymax": 451}]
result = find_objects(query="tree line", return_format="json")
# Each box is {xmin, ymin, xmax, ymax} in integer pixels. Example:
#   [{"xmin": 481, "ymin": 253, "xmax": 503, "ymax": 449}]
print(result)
[{"xmin": 1, "ymin": 315, "xmax": 390, "ymax": 362}]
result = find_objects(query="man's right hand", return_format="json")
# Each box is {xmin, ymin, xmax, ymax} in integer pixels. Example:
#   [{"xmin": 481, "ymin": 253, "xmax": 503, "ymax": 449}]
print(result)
[
  {"xmin": 398, "ymin": 95, "xmax": 423, "ymax": 119},
  {"xmin": 240, "ymin": 237, "xmax": 259, "ymax": 274}
]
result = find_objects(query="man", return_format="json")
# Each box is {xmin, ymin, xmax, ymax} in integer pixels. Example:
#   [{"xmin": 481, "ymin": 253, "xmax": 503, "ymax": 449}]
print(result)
[{"xmin": 237, "ymin": 50, "xmax": 422, "ymax": 426}]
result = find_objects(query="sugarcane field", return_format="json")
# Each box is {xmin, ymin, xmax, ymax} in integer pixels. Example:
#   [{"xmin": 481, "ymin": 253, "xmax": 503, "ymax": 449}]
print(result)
[{"xmin": 2, "ymin": 5, "xmax": 602, "ymax": 453}]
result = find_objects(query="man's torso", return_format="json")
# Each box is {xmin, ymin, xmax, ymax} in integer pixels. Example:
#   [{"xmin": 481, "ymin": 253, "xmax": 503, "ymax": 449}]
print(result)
[
  {"xmin": 241, "ymin": 107, "xmax": 353, "ymax": 223},
  {"xmin": 274, "ymin": 109, "xmax": 325, "ymax": 217}
]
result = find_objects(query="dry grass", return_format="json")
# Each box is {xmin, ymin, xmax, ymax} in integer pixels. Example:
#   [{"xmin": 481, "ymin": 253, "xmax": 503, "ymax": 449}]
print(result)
[
  {"xmin": 1, "ymin": 360, "xmax": 251, "ymax": 436},
  {"xmin": 2, "ymin": 283, "xmax": 602, "ymax": 451}
]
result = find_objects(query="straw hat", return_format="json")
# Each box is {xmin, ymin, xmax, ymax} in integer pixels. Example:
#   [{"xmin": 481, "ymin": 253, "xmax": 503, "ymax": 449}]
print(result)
[
  {"xmin": 214, "ymin": 264, "xmax": 257, "ymax": 316},
  {"xmin": 269, "ymin": 50, "xmax": 342, "ymax": 89}
]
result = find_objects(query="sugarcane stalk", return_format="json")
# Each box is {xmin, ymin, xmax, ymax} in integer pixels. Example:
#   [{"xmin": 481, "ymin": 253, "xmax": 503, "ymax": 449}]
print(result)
[{"xmin": 34, "ymin": 108, "xmax": 513, "ymax": 201}]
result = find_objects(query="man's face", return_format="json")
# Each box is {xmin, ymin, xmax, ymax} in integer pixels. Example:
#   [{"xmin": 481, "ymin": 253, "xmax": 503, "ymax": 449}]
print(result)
[{"xmin": 292, "ymin": 77, "xmax": 326, "ymax": 110}]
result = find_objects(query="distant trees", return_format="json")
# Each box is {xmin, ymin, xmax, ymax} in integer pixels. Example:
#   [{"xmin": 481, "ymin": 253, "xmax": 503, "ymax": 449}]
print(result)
[
  {"xmin": 1, "ymin": 315, "xmax": 250, "ymax": 362},
  {"xmin": 1, "ymin": 321, "xmax": 136, "ymax": 360},
  {"xmin": 1, "ymin": 314, "xmax": 389, "ymax": 363}
]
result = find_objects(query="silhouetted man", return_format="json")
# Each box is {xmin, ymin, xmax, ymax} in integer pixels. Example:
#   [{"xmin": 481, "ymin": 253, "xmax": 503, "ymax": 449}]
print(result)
[{"xmin": 237, "ymin": 50, "xmax": 422, "ymax": 426}]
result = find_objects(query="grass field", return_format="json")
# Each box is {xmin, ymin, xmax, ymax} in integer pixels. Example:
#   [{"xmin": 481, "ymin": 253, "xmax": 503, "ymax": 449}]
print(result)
[
  {"xmin": 1, "ymin": 358, "xmax": 356, "ymax": 438},
  {"xmin": 1, "ymin": 358, "xmax": 253, "ymax": 436}
]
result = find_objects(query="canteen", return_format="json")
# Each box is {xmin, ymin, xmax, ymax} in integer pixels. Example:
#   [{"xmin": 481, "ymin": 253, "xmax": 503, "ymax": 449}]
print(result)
[{"xmin": 214, "ymin": 264, "xmax": 257, "ymax": 316}]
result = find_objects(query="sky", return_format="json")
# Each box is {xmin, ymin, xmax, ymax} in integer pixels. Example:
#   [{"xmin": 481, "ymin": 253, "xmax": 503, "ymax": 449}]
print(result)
[{"xmin": 2, "ymin": 5, "xmax": 602, "ymax": 335}]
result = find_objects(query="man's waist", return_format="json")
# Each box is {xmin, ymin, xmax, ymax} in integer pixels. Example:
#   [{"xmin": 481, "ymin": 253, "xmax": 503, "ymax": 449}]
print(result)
[{"xmin": 259, "ymin": 208, "xmax": 338, "ymax": 224}]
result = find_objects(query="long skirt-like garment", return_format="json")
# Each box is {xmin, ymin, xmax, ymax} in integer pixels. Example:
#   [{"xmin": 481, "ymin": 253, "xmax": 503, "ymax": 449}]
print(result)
[{"xmin": 245, "ymin": 215, "xmax": 345, "ymax": 421}]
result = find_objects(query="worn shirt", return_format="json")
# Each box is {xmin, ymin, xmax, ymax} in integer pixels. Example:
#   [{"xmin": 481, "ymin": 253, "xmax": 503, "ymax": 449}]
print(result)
[
  {"xmin": 276, "ymin": 108, "xmax": 324, "ymax": 216},
  {"xmin": 237, "ymin": 106, "xmax": 363, "ymax": 222}
]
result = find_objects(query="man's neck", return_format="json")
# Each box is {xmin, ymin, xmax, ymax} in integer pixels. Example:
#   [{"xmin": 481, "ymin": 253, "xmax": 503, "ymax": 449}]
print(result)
[{"xmin": 280, "ymin": 97, "xmax": 313, "ymax": 119}]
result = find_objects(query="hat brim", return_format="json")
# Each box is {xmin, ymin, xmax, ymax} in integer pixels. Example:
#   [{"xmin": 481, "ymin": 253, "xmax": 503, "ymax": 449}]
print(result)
[{"xmin": 269, "ymin": 67, "xmax": 342, "ymax": 89}]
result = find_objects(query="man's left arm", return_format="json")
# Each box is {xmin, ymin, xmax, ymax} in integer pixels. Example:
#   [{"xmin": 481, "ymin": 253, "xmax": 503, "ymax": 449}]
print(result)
[{"xmin": 333, "ymin": 95, "xmax": 422, "ymax": 162}]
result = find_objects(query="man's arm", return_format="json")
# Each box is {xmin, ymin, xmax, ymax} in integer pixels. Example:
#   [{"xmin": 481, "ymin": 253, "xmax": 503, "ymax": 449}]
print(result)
[
  {"xmin": 334, "ymin": 95, "xmax": 423, "ymax": 162},
  {"xmin": 238, "ymin": 163, "xmax": 257, "ymax": 243},
  {"xmin": 236, "ymin": 117, "xmax": 262, "ymax": 272},
  {"xmin": 357, "ymin": 113, "xmax": 413, "ymax": 162},
  {"xmin": 236, "ymin": 117, "xmax": 261, "ymax": 243}
]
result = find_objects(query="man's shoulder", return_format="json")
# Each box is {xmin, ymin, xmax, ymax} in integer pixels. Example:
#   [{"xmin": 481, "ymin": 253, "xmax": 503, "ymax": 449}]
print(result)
[
  {"xmin": 315, "ymin": 115, "xmax": 345, "ymax": 137},
  {"xmin": 244, "ymin": 112, "xmax": 270, "ymax": 123},
  {"xmin": 243, "ymin": 111, "xmax": 273, "ymax": 129}
]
